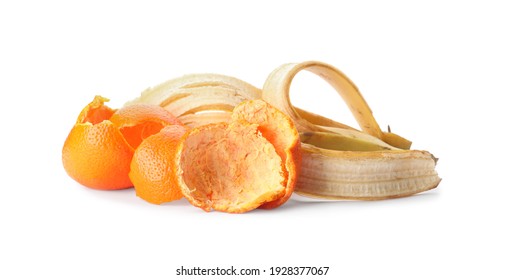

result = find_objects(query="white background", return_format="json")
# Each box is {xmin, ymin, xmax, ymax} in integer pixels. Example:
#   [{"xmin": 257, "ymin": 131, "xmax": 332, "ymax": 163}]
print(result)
[{"xmin": 1, "ymin": 0, "xmax": 504, "ymax": 279}]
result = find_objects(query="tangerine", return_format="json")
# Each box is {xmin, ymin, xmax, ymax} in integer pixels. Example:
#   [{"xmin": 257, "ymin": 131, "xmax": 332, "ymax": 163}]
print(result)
[
  {"xmin": 129, "ymin": 125, "xmax": 188, "ymax": 204},
  {"xmin": 62, "ymin": 96, "xmax": 181, "ymax": 190}
]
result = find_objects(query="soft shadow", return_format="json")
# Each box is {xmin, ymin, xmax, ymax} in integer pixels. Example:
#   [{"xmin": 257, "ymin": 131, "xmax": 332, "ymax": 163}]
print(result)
[
  {"xmin": 73, "ymin": 180, "xmax": 440, "ymax": 214},
  {"xmin": 79, "ymin": 186, "xmax": 198, "ymax": 208},
  {"xmin": 264, "ymin": 191, "xmax": 441, "ymax": 213},
  {"xmin": 158, "ymin": 198, "xmax": 192, "ymax": 208},
  {"xmin": 77, "ymin": 185, "xmax": 138, "ymax": 204}
]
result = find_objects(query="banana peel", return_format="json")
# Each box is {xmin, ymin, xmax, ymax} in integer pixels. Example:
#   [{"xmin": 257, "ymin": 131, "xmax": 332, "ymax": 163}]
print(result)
[
  {"xmin": 262, "ymin": 61, "xmax": 440, "ymax": 200},
  {"xmin": 127, "ymin": 61, "xmax": 441, "ymax": 201},
  {"xmin": 125, "ymin": 73, "xmax": 261, "ymax": 128}
]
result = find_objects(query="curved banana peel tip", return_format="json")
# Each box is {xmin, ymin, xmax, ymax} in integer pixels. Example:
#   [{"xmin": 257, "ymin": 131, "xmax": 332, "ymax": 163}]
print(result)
[{"xmin": 262, "ymin": 60, "xmax": 440, "ymax": 200}]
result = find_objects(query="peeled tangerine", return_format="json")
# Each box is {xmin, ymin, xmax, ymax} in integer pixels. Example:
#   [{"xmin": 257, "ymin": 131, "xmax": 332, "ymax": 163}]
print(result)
[
  {"xmin": 176, "ymin": 100, "xmax": 301, "ymax": 213},
  {"xmin": 62, "ymin": 95, "xmax": 182, "ymax": 190}
]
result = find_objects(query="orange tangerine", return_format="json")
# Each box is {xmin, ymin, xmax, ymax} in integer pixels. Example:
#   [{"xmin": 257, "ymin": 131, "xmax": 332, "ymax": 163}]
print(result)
[
  {"xmin": 62, "ymin": 96, "xmax": 181, "ymax": 190},
  {"xmin": 129, "ymin": 125, "xmax": 188, "ymax": 204}
]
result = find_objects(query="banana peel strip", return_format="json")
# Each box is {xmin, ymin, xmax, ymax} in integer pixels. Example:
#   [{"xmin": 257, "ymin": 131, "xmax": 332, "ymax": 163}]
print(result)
[
  {"xmin": 262, "ymin": 61, "xmax": 441, "ymax": 199},
  {"xmin": 126, "ymin": 74, "xmax": 262, "ymax": 127}
]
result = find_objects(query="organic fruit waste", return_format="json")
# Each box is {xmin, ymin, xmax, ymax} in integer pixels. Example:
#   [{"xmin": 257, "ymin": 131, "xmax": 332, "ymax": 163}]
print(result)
[{"xmin": 62, "ymin": 61, "xmax": 441, "ymax": 213}]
